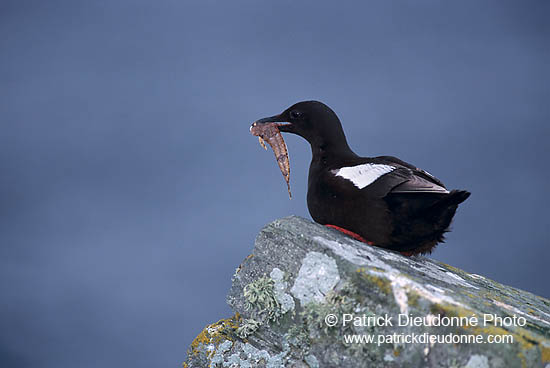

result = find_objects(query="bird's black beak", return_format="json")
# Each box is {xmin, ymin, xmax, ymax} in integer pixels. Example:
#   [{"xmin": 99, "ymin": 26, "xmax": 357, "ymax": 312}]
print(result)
[{"xmin": 251, "ymin": 114, "xmax": 293, "ymax": 133}]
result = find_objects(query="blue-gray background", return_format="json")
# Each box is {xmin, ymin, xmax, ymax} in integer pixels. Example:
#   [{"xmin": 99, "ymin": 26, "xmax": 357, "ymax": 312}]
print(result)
[{"xmin": 1, "ymin": 0, "xmax": 548, "ymax": 367}]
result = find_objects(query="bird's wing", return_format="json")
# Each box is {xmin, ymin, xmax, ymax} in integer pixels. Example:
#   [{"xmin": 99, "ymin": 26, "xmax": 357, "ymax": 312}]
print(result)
[
  {"xmin": 330, "ymin": 157, "xmax": 448, "ymax": 197},
  {"xmin": 389, "ymin": 174, "xmax": 449, "ymax": 194},
  {"xmin": 374, "ymin": 155, "xmax": 445, "ymax": 187}
]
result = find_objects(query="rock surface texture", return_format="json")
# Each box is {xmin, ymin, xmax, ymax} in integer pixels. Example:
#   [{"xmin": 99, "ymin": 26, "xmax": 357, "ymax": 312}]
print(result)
[{"xmin": 184, "ymin": 216, "xmax": 550, "ymax": 368}]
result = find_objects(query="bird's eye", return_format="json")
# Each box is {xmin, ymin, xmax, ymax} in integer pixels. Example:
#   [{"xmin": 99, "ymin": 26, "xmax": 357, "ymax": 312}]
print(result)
[{"xmin": 290, "ymin": 110, "xmax": 303, "ymax": 119}]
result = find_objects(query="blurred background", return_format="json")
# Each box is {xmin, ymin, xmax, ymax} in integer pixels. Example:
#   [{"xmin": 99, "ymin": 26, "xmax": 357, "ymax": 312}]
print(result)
[{"xmin": 1, "ymin": 0, "xmax": 549, "ymax": 367}]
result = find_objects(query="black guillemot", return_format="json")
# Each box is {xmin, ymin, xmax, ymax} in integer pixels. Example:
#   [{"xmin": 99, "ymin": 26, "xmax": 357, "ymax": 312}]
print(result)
[{"xmin": 253, "ymin": 101, "xmax": 470, "ymax": 255}]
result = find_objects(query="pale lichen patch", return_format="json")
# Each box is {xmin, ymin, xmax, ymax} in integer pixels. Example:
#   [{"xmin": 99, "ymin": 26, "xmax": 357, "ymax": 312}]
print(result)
[
  {"xmin": 220, "ymin": 341, "xmax": 288, "ymax": 368},
  {"xmin": 392, "ymin": 281, "xmax": 409, "ymax": 315},
  {"xmin": 290, "ymin": 252, "xmax": 340, "ymax": 305},
  {"xmin": 304, "ymin": 354, "xmax": 319, "ymax": 368},
  {"xmin": 383, "ymin": 351, "xmax": 395, "ymax": 362},
  {"xmin": 313, "ymin": 236, "xmax": 375, "ymax": 267},
  {"xmin": 270, "ymin": 268, "xmax": 295, "ymax": 314},
  {"xmin": 469, "ymin": 273, "xmax": 485, "ymax": 280},
  {"xmin": 464, "ymin": 354, "xmax": 489, "ymax": 368},
  {"xmin": 209, "ymin": 340, "xmax": 233, "ymax": 367}
]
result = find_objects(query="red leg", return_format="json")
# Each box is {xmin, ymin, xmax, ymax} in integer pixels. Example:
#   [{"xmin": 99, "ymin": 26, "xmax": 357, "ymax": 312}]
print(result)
[{"xmin": 325, "ymin": 224, "xmax": 374, "ymax": 245}]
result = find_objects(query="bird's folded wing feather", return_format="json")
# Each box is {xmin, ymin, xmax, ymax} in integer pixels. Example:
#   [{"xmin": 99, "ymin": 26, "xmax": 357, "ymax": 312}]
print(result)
[
  {"xmin": 374, "ymin": 155, "xmax": 445, "ymax": 187},
  {"xmin": 330, "ymin": 159, "xmax": 448, "ymax": 198},
  {"xmin": 389, "ymin": 174, "xmax": 449, "ymax": 194}
]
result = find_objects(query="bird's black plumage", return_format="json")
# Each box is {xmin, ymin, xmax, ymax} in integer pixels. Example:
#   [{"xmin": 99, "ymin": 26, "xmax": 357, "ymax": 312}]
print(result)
[{"xmin": 253, "ymin": 101, "xmax": 470, "ymax": 255}]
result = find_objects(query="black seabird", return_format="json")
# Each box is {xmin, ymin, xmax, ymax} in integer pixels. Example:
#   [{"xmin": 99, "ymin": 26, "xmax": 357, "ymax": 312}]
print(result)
[{"xmin": 253, "ymin": 101, "xmax": 470, "ymax": 255}]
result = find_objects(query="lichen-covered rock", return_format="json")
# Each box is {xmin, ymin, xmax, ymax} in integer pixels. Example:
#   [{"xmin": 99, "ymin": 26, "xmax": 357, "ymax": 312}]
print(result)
[{"xmin": 184, "ymin": 216, "xmax": 550, "ymax": 368}]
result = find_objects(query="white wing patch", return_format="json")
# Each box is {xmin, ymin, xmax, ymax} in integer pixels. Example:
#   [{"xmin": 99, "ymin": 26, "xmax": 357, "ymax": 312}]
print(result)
[{"xmin": 332, "ymin": 164, "xmax": 396, "ymax": 189}]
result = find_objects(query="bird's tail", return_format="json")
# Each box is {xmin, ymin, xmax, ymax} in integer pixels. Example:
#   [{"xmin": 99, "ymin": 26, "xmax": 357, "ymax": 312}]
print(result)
[
  {"xmin": 422, "ymin": 190, "xmax": 471, "ymax": 219},
  {"xmin": 400, "ymin": 189, "xmax": 470, "ymax": 254}
]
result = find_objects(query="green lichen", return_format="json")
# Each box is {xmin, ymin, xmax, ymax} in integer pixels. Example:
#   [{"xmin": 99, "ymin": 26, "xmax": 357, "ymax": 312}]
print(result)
[
  {"xmin": 301, "ymin": 283, "xmax": 362, "ymax": 338},
  {"xmin": 243, "ymin": 275, "xmax": 283, "ymax": 322},
  {"xmin": 406, "ymin": 290, "xmax": 421, "ymax": 307},
  {"xmin": 446, "ymin": 357, "xmax": 460, "ymax": 368},
  {"xmin": 354, "ymin": 268, "xmax": 392, "ymax": 295},
  {"xmin": 236, "ymin": 318, "xmax": 262, "ymax": 339},
  {"xmin": 287, "ymin": 324, "xmax": 311, "ymax": 348},
  {"xmin": 429, "ymin": 302, "xmax": 548, "ymax": 368},
  {"xmin": 541, "ymin": 343, "xmax": 550, "ymax": 363},
  {"xmin": 297, "ymin": 282, "xmax": 388, "ymax": 362}
]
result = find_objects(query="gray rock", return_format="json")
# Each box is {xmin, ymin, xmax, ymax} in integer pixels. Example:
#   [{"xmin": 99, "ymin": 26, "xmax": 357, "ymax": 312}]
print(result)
[{"xmin": 184, "ymin": 216, "xmax": 550, "ymax": 368}]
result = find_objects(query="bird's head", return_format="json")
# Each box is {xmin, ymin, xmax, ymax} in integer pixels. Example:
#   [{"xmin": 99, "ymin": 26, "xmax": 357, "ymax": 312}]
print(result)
[{"xmin": 252, "ymin": 101, "xmax": 347, "ymax": 148}]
